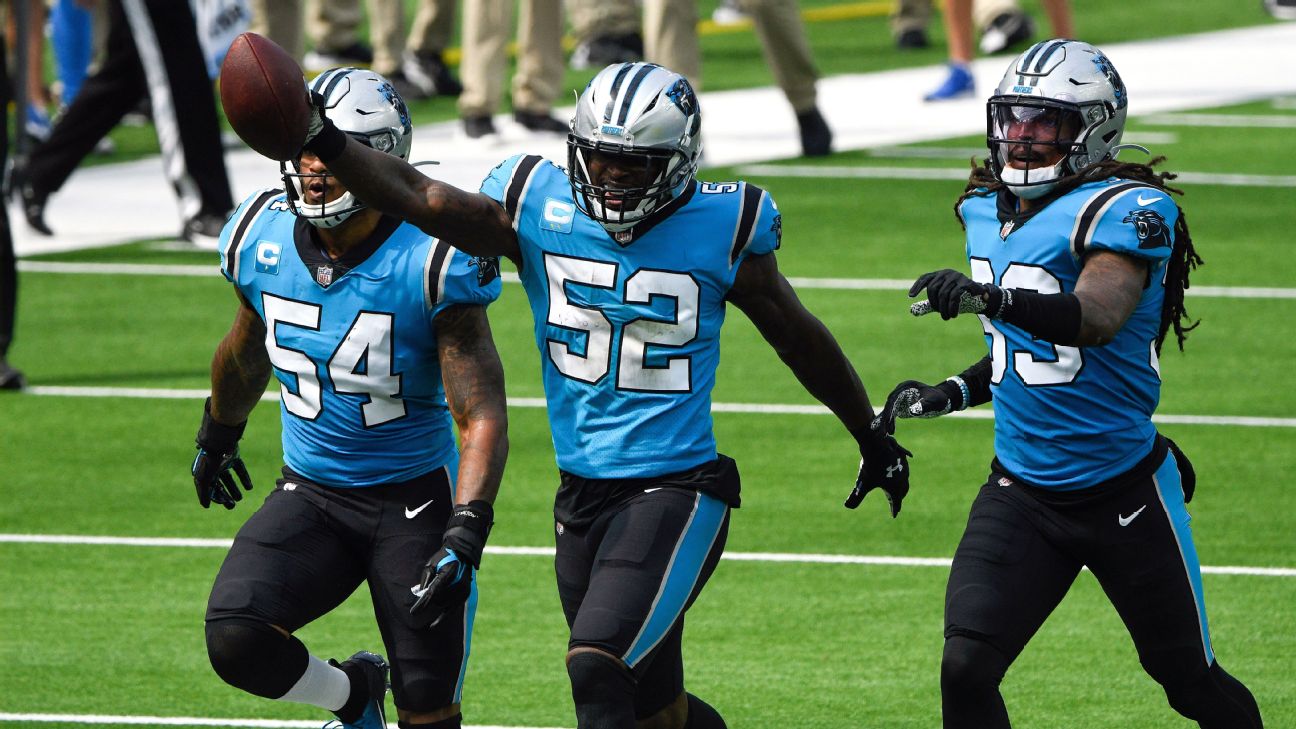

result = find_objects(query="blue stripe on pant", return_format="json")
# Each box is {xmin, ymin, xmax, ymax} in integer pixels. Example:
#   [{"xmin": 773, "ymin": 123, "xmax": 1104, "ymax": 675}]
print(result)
[
  {"xmin": 1151, "ymin": 450, "xmax": 1214, "ymax": 666},
  {"xmin": 622, "ymin": 492, "xmax": 728, "ymax": 667}
]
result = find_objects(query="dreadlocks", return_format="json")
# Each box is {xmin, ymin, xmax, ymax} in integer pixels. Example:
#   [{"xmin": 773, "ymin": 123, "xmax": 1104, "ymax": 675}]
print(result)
[{"xmin": 955, "ymin": 156, "xmax": 1202, "ymax": 353}]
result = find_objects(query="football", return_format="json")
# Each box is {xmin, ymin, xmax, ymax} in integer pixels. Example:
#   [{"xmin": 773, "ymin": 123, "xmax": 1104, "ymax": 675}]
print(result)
[{"xmin": 219, "ymin": 32, "xmax": 310, "ymax": 161}]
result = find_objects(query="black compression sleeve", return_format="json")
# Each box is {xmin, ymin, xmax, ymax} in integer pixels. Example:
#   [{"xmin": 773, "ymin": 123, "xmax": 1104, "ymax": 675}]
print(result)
[
  {"xmin": 997, "ymin": 289, "xmax": 1082, "ymax": 345},
  {"xmin": 956, "ymin": 356, "xmax": 993, "ymax": 408},
  {"xmin": 305, "ymin": 116, "xmax": 348, "ymax": 163}
]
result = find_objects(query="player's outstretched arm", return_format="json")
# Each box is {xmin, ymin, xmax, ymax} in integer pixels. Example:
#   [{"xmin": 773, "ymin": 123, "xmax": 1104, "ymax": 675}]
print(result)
[
  {"xmin": 302, "ymin": 102, "xmax": 522, "ymax": 265},
  {"xmin": 193, "ymin": 296, "xmax": 270, "ymax": 509},
  {"xmin": 728, "ymin": 253, "xmax": 911, "ymax": 516},
  {"xmin": 411, "ymin": 304, "xmax": 508, "ymax": 628}
]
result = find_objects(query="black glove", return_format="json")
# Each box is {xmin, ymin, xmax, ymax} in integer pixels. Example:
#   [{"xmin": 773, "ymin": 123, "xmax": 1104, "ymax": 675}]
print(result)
[
  {"xmin": 302, "ymin": 90, "xmax": 348, "ymax": 161},
  {"xmin": 908, "ymin": 269, "xmax": 1005, "ymax": 320},
  {"xmin": 872, "ymin": 378, "xmax": 967, "ymax": 435},
  {"xmin": 845, "ymin": 428, "xmax": 914, "ymax": 517},
  {"xmin": 410, "ymin": 500, "xmax": 494, "ymax": 628},
  {"xmin": 192, "ymin": 397, "xmax": 253, "ymax": 510}
]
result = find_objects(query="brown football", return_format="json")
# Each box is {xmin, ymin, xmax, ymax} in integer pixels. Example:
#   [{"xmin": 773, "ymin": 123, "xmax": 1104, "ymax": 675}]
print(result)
[{"xmin": 219, "ymin": 32, "xmax": 310, "ymax": 161}]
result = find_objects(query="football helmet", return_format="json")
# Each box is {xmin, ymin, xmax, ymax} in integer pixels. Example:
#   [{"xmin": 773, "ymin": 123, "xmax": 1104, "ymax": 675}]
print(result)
[
  {"xmin": 284, "ymin": 68, "xmax": 413, "ymax": 228},
  {"xmin": 568, "ymin": 62, "xmax": 703, "ymax": 233},
  {"xmin": 987, "ymin": 39, "xmax": 1128, "ymax": 199}
]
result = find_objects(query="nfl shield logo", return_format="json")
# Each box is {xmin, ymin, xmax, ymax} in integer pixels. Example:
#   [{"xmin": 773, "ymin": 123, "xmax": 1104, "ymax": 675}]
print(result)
[{"xmin": 315, "ymin": 265, "xmax": 334, "ymax": 286}]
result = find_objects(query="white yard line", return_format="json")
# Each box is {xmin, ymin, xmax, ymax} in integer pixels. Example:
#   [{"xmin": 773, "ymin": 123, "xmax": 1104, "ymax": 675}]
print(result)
[
  {"xmin": 1140, "ymin": 113, "xmax": 1296, "ymax": 127},
  {"xmin": 3, "ymin": 534, "xmax": 1292, "ymax": 577},
  {"xmin": 18, "ymin": 385, "xmax": 1296, "ymax": 428},
  {"xmin": 17, "ymin": 262, "xmax": 1296, "ymax": 300}
]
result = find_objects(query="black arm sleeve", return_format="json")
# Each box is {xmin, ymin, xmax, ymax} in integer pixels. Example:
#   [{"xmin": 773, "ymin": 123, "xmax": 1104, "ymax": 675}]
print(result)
[
  {"xmin": 956, "ymin": 356, "xmax": 993, "ymax": 408},
  {"xmin": 997, "ymin": 289, "xmax": 1082, "ymax": 345}
]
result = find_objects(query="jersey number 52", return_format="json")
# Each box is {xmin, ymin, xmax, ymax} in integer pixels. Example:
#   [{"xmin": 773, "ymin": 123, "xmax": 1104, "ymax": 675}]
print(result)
[{"xmin": 544, "ymin": 252, "xmax": 699, "ymax": 392}]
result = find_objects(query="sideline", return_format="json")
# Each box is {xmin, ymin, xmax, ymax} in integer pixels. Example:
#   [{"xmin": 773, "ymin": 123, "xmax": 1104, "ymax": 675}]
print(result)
[
  {"xmin": 0, "ymin": 715, "xmax": 561, "ymax": 729},
  {"xmin": 3, "ymin": 534, "xmax": 1293, "ymax": 577}
]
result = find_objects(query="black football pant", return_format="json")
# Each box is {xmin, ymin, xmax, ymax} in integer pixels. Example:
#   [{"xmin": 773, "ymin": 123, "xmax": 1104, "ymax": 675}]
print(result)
[{"xmin": 942, "ymin": 443, "xmax": 1262, "ymax": 728}]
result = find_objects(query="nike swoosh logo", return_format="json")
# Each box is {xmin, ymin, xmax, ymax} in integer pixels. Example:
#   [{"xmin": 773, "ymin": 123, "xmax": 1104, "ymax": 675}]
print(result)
[
  {"xmin": 1136, "ymin": 194, "xmax": 1163, "ymax": 206},
  {"xmin": 405, "ymin": 499, "xmax": 435, "ymax": 519},
  {"xmin": 1118, "ymin": 504, "xmax": 1148, "ymax": 527},
  {"xmin": 643, "ymin": 487, "xmax": 664, "ymax": 493}
]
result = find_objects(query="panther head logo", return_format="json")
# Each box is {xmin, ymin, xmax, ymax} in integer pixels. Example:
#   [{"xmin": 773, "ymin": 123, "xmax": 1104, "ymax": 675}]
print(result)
[
  {"xmin": 1122, "ymin": 209, "xmax": 1171, "ymax": 250},
  {"xmin": 469, "ymin": 256, "xmax": 501, "ymax": 286}
]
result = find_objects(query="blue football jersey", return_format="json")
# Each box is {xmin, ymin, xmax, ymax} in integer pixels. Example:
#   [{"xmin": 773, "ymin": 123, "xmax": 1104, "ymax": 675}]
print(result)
[
  {"xmin": 218, "ymin": 189, "xmax": 502, "ymax": 487},
  {"xmin": 958, "ymin": 179, "xmax": 1179, "ymax": 489},
  {"xmin": 481, "ymin": 156, "xmax": 781, "ymax": 478}
]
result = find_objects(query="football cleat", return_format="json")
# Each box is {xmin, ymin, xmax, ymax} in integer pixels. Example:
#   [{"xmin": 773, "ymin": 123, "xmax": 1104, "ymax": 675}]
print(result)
[{"xmin": 329, "ymin": 651, "xmax": 389, "ymax": 729}]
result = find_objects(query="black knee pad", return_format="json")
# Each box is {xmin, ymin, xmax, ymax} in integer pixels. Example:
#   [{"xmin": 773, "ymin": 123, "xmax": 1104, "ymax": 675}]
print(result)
[
  {"xmin": 567, "ymin": 650, "xmax": 637, "ymax": 729},
  {"xmin": 205, "ymin": 618, "xmax": 307, "ymax": 699},
  {"xmin": 941, "ymin": 635, "xmax": 1008, "ymax": 697}
]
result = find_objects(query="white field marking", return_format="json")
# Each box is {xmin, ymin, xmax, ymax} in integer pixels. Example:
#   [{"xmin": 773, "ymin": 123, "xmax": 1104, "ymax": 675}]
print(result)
[
  {"xmin": 17, "ymin": 262, "xmax": 1295, "ymax": 301},
  {"xmin": 20, "ymin": 386, "xmax": 1296, "ymax": 428},
  {"xmin": 0, "ymin": 715, "xmax": 562, "ymax": 729},
  {"xmin": 734, "ymin": 163, "xmax": 1296, "ymax": 188},
  {"xmin": 1273, "ymin": 97, "xmax": 1296, "ymax": 110},
  {"xmin": 866, "ymin": 134, "xmax": 1178, "ymax": 160},
  {"xmin": 3, "ymin": 535, "xmax": 1293, "ymax": 577},
  {"xmin": 1140, "ymin": 113, "xmax": 1296, "ymax": 128}
]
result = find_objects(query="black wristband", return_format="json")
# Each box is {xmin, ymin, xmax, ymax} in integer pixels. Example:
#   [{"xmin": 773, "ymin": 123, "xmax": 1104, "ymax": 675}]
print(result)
[
  {"xmin": 441, "ymin": 500, "xmax": 494, "ymax": 568},
  {"xmin": 197, "ymin": 397, "xmax": 246, "ymax": 453},
  {"xmin": 304, "ymin": 115, "xmax": 347, "ymax": 163},
  {"xmin": 996, "ymin": 290, "xmax": 1082, "ymax": 345}
]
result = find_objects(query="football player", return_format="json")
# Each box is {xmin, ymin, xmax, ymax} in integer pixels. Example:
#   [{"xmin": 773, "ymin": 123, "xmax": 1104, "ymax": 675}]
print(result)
[
  {"xmin": 193, "ymin": 69, "xmax": 508, "ymax": 729},
  {"xmin": 288, "ymin": 61, "xmax": 910, "ymax": 728},
  {"xmin": 877, "ymin": 40, "xmax": 1264, "ymax": 728}
]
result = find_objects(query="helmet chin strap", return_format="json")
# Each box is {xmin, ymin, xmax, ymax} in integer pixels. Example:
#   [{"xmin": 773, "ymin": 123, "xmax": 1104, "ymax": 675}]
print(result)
[
  {"xmin": 999, "ymin": 158, "xmax": 1066, "ymax": 200},
  {"xmin": 300, "ymin": 191, "xmax": 363, "ymax": 228}
]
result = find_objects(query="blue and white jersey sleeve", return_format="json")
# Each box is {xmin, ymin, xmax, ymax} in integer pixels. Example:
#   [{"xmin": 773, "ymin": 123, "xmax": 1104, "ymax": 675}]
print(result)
[
  {"xmin": 427, "ymin": 246, "xmax": 503, "ymax": 319},
  {"xmin": 1071, "ymin": 182, "xmax": 1178, "ymax": 266},
  {"xmin": 478, "ymin": 154, "xmax": 527, "ymax": 206},
  {"xmin": 729, "ymin": 184, "xmax": 782, "ymax": 265},
  {"xmin": 218, "ymin": 188, "xmax": 285, "ymax": 285}
]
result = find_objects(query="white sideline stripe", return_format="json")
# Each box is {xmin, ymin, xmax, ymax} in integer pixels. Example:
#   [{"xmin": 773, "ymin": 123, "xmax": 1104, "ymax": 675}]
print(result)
[
  {"xmin": 0, "ymin": 715, "xmax": 559, "ymax": 729},
  {"xmin": 1141, "ymin": 113, "xmax": 1296, "ymax": 128},
  {"xmin": 867, "ymin": 134, "xmax": 1180, "ymax": 159},
  {"xmin": 16, "ymin": 262, "xmax": 1296, "ymax": 300},
  {"xmin": 3, "ymin": 535, "xmax": 1293, "ymax": 577},
  {"xmin": 20, "ymin": 386, "xmax": 1296, "ymax": 428},
  {"xmin": 19, "ymin": 386, "xmax": 1296, "ymax": 427},
  {"xmin": 735, "ymin": 163, "xmax": 1296, "ymax": 188}
]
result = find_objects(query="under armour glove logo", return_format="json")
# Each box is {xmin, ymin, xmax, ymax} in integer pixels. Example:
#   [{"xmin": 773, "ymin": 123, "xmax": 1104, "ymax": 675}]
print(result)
[{"xmin": 845, "ymin": 431, "xmax": 914, "ymax": 517}]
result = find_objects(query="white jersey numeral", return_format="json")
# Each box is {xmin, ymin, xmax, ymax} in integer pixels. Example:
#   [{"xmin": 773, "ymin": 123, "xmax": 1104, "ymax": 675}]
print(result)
[
  {"xmin": 262, "ymin": 294, "xmax": 407, "ymax": 426},
  {"xmin": 971, "ymin": 259, "xmax": 1082, "ymax": 386},
  {"xmin": 544, "ymin": 253, "xmax": 699, "ymax": 392}
]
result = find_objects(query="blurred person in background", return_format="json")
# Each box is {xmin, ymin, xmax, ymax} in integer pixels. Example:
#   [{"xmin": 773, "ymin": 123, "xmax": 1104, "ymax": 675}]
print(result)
[
  {"xmin": 924, "ymin": 0, "xmax": 1070, "ymax": 101},
  {"xmin": 878, "ymin": 40, "xmax": 1264, "ymax": 729},
  {"xmin": 891, "ymin": 0, "xmax": 1033, "ymax": 54},
  {"xmin": 643, "ymin": 0, "xmax": 834, "ymax": 156},
  {"xmin": 302, "ymin": 0, "xmax": 431, "ymax": 99},
  {"xmin": 457, "ymin": 0, "xmax": 566, "ymax": 138},
  {"xmin": 0, "ymin": 24, "xmax": 22, "ymax": 389},
  {"xmin": 567, "ymin": 0, "xmax": 642, "ymax": 70},
  {"xmin": 401, "ymin": 0, "xmax": 463, "ymax": 98},
  {"xmin": 196, "ymin": 68, "xmax": 508, "ymax": 729},
  {"xmin": 12, "ymin": 0, "xmax": 235, "ymax": 248}
]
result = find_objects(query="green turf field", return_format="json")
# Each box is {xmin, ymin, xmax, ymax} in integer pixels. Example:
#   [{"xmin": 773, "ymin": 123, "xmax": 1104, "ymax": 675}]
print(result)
[{"xmin": 3, "ymin": 3, "xmax": 1295, "ymax": 728}]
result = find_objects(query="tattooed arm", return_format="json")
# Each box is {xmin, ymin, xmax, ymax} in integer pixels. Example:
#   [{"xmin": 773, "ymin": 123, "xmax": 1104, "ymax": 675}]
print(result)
[{"xmin": 435, "ymin": 304, "xmax": 509, "ymax": 506}]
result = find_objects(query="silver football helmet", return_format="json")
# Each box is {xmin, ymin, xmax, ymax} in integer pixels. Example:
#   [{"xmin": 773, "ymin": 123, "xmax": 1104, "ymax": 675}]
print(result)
[
  {"xmin": 568, "ymin": 62, "xmax": 703, "ymax": 233},
  {"xmin": 283, "ymin": 68, "xmax": 413, "ymax": 228},
  {"xmin": 987, "ymin": 39, "xmax": 1128, "ymax": 199}
]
